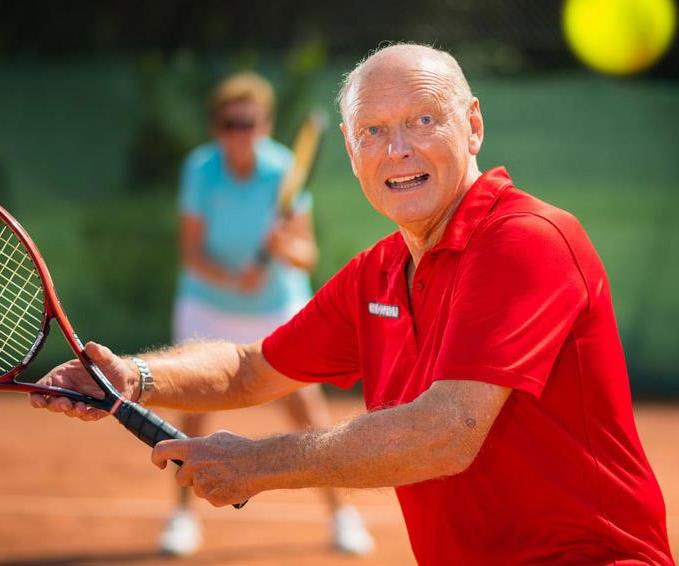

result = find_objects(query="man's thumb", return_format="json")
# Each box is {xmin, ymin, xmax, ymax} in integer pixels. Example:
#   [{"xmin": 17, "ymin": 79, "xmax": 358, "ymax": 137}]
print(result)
[{"xmin": 84, "ymin": 341, "xmax": 113, "ymax": 365}]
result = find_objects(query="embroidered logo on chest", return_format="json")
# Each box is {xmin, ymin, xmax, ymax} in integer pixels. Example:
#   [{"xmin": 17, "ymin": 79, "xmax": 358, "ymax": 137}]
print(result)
[{"xmin": 368, "ymin": 302, "xmax": 399, "ymax": 318}]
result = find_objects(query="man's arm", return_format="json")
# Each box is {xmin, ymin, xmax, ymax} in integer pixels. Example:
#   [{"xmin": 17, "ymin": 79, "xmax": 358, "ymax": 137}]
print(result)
[
  {"xmin": 29, "ymin": 340, "xmax": 306, "ymax": 418},
  {"xmin": 152, "ymin": 379, "xmax": 511, "ymax": 506},
  {"xmin": 139, "ymin": 340, "xmax": 305, "ymax": 411}
]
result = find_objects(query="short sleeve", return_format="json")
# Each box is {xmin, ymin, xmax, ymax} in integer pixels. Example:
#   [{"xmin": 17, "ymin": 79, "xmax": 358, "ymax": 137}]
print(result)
[
  {"xmin": 433, "ymin": 214, "xmax": 588, "ymax": 398},
  {"xmin": 178, "ymin": 157, "xmax": 204, "ymax": 216},
  {"xmin": 262, "ymin": 256, "xmax": 362, "ymax": 389}
]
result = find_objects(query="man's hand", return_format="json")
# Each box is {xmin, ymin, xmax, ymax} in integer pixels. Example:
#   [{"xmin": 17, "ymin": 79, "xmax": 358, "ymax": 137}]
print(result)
[
  {"xmin": 28, "ymin": 342, "xmax": 138, "ymax": 421},
  {"xmin": 152, "ymin": 431, "xmax": 260, "ymax": 507}
]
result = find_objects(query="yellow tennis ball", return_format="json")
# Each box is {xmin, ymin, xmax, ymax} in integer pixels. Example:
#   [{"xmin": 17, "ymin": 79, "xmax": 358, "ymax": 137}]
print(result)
[{"xmin": 563, "ymin": 0, "xmax": 677, "ymax": 75}]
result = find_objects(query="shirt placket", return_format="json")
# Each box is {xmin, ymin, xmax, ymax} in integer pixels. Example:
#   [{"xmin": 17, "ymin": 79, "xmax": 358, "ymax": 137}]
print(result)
[
  {"xmin": 387, "ymin": 259, "xmax": 419, "ymax": 359},
  {"xmin": 409, "ymin": 252, "xmax": 436, "ymax": 351}
]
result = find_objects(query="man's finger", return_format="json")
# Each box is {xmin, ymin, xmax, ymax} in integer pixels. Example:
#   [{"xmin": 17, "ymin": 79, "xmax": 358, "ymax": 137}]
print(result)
[
  {"xmin": 65, "ymin": 402, "xmax": 90, "ymax": 419},
  {"xmin": 78, "ymin": 409, "xmax": 99, "ymax": 422},
  {"xmin": 151, "ymin": 439, "xmax": 188, "ymax": 469},
  {"xmin": 45, "ymin": 396, "xmax": 73, "ymax": 413},
  {"xmin": 174, "ymin": 465, "xmax": 194, "ymax": 488},
  {"xmin": 84, "ymin": 341, "xmax": 113, "ymax": 365},
  {"xmin": 29, "ymin": 393, "xmax": 47, "ymax": 408}
]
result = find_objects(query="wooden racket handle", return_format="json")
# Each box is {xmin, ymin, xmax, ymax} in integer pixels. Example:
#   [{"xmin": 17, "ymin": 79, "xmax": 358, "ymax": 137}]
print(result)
[{"xmin": 114, "ymin": 400, "xmax": 247, "ymax": 509}]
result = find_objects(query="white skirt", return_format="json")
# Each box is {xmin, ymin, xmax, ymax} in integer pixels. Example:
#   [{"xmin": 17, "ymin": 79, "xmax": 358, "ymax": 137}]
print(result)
[{"xmin": 172, "ymin": 296, "xmax": 305, "ymax": 345}]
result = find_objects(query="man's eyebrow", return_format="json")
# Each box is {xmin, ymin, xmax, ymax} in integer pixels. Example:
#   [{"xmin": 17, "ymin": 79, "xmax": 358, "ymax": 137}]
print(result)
[
  {"xmin": 349, "ymin": 108, "xmax": 385, "ymax": 129},
  {"xmin": 353, "ymin": 116, "xmax": 379, "ymax": 128},
  {"xmin": 409, "ymin": 91, "xmax": 447, "ymax": 112}
]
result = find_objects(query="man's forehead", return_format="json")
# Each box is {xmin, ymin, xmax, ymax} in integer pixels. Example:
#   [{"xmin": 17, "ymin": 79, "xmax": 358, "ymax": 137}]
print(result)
[
  {"xmin": 345, "ymin": 67, "xmax": 451, "ymax": 119},
  {"xmin": 346, "ymin": 49, "xmax": 454, "ymax": 105},
  {"xmin": 361, "ymin": 48, "xmax": 452, "ymax": 81}
]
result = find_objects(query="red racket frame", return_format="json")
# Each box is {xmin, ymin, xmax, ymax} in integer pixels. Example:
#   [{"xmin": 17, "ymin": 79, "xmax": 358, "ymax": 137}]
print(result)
[{"xmin": 0, "ymin": 206, "xmax": 119, "ymax": 409}]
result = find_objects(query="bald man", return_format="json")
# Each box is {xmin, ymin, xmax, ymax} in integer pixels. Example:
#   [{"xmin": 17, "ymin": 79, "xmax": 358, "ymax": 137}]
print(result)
[{"xmin": 32, "ymin": 44, "xmax": 672, "ymax": 565}]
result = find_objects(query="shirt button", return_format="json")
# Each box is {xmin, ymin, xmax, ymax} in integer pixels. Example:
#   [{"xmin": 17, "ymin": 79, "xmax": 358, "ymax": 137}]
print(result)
[{"xmin": 415, "ymin": 281, "xmax": 425, "ymax": 291}]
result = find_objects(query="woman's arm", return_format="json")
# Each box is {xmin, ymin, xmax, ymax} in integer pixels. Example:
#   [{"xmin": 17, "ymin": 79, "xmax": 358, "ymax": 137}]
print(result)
[{"xmin": 266, "ymin": 209, "xmax": 318, "ymax": 271}]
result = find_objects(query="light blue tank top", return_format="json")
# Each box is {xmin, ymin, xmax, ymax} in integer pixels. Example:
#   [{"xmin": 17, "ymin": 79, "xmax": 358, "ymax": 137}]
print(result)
[{"xmin": 176, "ymin": 139, "xmax": 312, "ymax": 314}]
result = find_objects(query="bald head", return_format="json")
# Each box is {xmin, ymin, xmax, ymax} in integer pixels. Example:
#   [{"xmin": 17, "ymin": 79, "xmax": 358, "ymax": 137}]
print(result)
[{"xmin": 338, "ymin": 44, "xmax": 473, "ymax": 122}]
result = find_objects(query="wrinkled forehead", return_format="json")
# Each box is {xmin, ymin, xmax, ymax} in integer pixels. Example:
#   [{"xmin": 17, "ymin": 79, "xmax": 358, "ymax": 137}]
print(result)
[{"xmin": 343, "ymin": 55, "xmax": 457, "ymax": 124}]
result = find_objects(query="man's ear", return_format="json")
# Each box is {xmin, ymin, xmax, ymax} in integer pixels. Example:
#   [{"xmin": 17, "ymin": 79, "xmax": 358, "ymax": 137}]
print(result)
[
  {"xmin": 340, "ymin": 122, "xmax": 359, "ymax": 177},
  {"xmin": 468, "ymin": 98, "xmax": 484, "ymax": 156}
]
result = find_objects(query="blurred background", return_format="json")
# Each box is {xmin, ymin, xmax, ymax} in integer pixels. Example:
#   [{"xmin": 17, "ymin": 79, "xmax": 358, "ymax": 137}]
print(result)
[
  {"xmin": 1, "ymin": 0, "xmax": 677, "ymax": 395},
  {"xmin": 1, "ymin": 1, "xmax": 678, "ymax": 564},
  {"xmin": 0, "ymin": 0, "xmax": 679, "ymax": 386}
]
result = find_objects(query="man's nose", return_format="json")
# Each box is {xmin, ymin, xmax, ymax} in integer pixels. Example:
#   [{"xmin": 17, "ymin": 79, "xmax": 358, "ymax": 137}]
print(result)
[{"xmin": 387, "ymin": 126, "xmax": 411, "ymax": 160}]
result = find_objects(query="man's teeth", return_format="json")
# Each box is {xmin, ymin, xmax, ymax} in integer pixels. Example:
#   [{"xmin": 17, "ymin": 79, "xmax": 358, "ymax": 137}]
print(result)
[
  {"xmin": 390, "ymin": 174, "xmax": 421, "ymax": 183},
  {"xmin": 386, "ymin": 173, "xmax": 429, "ymax": 189}
]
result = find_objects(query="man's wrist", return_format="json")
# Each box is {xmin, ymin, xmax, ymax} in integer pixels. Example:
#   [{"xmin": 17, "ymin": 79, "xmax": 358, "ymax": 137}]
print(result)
[
  {"xmin": 130, "ymin": 357, "xmax": 154, "ymax": 404},
  {"xmin": 250, "ymin": 432, "xmax": 318, "ymax": 491},
  {"xmin": 124, "ymin": 358, "xmax": 142, "ymax": 402}
]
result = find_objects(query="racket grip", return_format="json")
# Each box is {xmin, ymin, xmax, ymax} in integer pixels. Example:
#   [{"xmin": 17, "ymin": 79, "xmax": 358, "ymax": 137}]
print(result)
[
  {"xmin": 114, "ymin": 400, "xmax": 248, "ymax": 510},
  {"xmin": 114, "ymin": 399, "xmax": 188, "ymax": 446}
]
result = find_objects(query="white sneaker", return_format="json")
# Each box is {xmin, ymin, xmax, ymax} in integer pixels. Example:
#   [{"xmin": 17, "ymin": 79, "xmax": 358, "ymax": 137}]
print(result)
[
  {"xmin": 158, "ymin": 508, "xmax": 202, "ymax": 556},
  {"xmin": 331, "ymin": 505, "xmax": 375, "ymax": 555}
]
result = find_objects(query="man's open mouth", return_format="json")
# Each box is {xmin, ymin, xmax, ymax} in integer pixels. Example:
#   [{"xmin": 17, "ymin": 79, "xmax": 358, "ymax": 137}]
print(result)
[{"xmin": 385, "ymin": 173, "xmax": 430, "ymax": 190}]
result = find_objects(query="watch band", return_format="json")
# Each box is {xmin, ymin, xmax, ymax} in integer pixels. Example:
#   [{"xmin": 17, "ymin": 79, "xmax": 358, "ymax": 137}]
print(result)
[{"xmin": 131, "ymin": 357, "xmax": 154, "ymax": 405}]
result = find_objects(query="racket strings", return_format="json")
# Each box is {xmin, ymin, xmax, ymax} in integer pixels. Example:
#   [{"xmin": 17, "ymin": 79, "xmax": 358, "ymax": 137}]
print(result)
[{"xmin": 0, "ymin": 225, "xmax": 45, "ymax": 373}]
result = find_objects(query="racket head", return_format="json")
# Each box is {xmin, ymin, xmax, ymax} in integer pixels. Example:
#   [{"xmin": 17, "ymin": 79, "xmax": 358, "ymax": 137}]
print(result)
[
  {"xmin": 277, "ymin": 108, "xmax": 329, "ymax": 216},
  {"xmin": 0, "ymin": 206, "xmax": 113, "ymax": 410},
  {"xmin": 0, "ymin": 207, "xmax": 52, "ymax": 382}
]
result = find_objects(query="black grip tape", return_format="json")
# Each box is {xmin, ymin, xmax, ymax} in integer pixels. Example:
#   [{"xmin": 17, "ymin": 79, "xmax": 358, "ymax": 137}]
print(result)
[
  {"xmin": 115, "ymin": 400, "xmax": 188, "ymax": 447},
  {"xmin": 114, "ymin": 400, "xmax": 247, "ymax": 509}
]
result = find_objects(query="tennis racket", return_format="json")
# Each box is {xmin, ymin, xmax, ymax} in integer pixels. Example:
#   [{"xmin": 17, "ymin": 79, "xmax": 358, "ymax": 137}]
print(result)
[
  {"xmin": 256, "ymin": 109, "xmax": 327, "ymax": 266},
  {"xmin": 277, "ymin": 108, "xmax": 328, "ymax": 216},
  {"xmin": 0, "ymin": 205, "xmax": 248, "ymax": 508}
]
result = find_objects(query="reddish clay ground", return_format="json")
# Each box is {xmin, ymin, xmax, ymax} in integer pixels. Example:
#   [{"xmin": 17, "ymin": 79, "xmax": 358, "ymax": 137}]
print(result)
[{"xmin": 0, "ymin": 395, "xmax": 677, "ymax": 565}]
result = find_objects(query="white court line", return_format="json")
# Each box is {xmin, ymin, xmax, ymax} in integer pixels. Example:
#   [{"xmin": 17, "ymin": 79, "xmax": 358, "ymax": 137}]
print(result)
[{"xmin": 0, "ymin": 494, "xmax": 402, "ymax": 525}]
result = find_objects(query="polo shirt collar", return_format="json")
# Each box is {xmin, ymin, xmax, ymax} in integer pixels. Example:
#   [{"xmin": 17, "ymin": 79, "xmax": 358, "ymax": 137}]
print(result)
[
  {"xmin": 383, "ymin": 166, "xmax": 513, "ymax": 272},
  {"xmin": 434, "ymin": 166, "xmax": 513, "ymax": 252}
]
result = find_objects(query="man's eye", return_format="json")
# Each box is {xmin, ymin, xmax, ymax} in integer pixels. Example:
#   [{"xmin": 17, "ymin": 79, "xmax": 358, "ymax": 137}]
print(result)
[
  {"xmin": 419, "ymin": 115, "xmax": 433, "ymax": 125},
  {"xmin": 367, "ymin": 126, "xmax": 380, "ymax": 136}
]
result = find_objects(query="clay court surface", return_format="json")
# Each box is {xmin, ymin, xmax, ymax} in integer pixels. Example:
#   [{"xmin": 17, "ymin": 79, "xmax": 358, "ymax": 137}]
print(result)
[{"xmin": 0, "ymin": 395, "xmax": 677, "ymax": 565}]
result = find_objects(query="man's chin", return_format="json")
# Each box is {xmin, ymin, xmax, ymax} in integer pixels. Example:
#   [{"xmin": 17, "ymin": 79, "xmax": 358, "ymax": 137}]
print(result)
[{"xmin": 383, "ymin": 206, "xmax": 436, "ymax": 230}]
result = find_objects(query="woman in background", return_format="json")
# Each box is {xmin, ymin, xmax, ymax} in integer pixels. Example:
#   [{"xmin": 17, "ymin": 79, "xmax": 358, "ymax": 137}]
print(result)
[{"xmin": 161, "ymin": 72, "xmax": 374, "ymax": 557}]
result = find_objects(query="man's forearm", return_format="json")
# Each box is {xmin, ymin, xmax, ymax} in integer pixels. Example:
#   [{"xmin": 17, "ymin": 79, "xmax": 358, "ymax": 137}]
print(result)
[
  {"xmin": 248, "ymin": 383, "xmax": 488, "ymax": 490},
  {"xmin": 138, "ymin": 340, "xmax": 301, "ymax": 412}
]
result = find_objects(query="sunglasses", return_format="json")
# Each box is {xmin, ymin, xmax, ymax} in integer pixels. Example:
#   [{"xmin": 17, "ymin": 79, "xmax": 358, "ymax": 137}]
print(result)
[{"xmin": 217, "ymin": 117, "xmax": 257, "ymax": 132}]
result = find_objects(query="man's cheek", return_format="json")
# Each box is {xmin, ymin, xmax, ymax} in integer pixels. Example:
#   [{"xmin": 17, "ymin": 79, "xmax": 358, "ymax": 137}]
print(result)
[
  {"xmin": 359, "ymin": 183, "xmax": 383, "ymax": 214},
  {"xmin": 350, "ymin": 158, "xmax": 360, "ymax": 177}
]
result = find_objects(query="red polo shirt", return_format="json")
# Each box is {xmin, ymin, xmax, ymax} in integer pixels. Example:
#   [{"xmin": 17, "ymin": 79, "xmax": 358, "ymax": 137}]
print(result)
[{"xmin": 262, "ymin": 168, "xmax": 672, "ymax": 565}]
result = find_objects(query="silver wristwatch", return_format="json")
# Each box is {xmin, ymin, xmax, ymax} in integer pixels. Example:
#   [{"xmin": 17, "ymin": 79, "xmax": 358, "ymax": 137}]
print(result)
[{"xmin": 131, "ymin": 357, "xmax": 154, "ymax": 404}]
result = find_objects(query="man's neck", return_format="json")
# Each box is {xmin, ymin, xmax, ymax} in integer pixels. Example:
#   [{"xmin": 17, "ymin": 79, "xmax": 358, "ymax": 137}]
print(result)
[{"xmin": 400, "ymin": 165, "xmax": 481, "ymax": 268}]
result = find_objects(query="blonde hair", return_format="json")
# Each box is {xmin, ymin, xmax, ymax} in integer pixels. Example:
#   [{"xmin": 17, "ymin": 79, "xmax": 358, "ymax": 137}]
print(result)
[{"xmin": 208, "ymin": 71, "xmax": 275, "ymax": 122}]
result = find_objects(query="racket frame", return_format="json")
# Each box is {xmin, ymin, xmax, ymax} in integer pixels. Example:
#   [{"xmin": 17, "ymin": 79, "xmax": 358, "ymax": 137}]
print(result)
[{"xmin": 0, "ymin": 206, "xmax": 124, "ymax": 410}]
